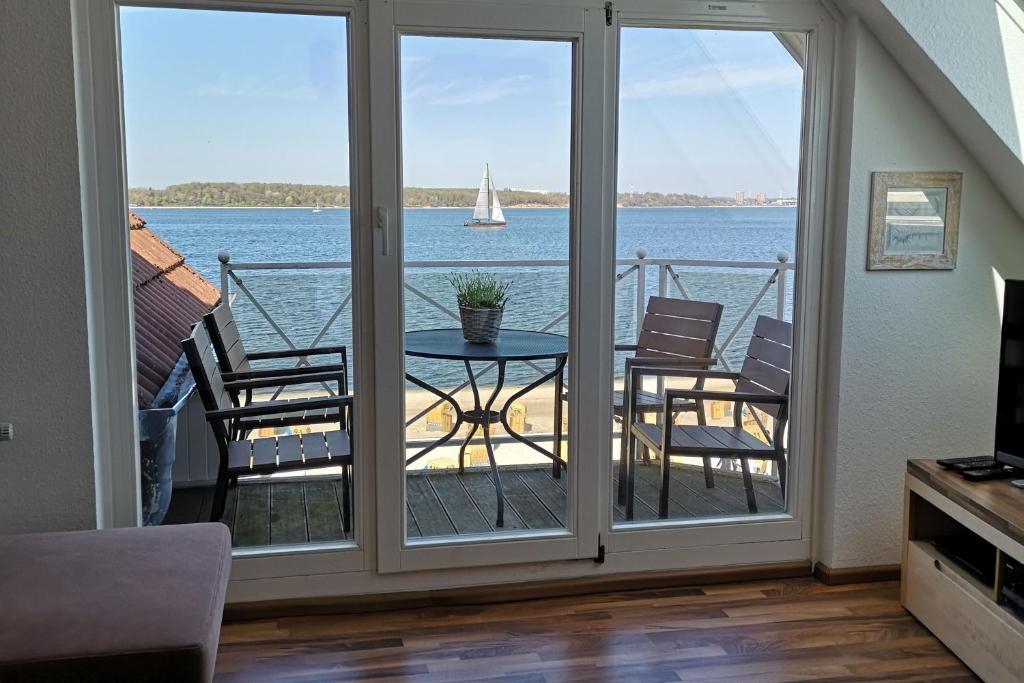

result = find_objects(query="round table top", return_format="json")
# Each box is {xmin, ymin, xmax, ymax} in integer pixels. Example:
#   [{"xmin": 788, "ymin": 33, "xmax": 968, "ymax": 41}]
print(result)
[{"xmin": 405, "ymin": 329, "xmax": 568, "ymax": 361}]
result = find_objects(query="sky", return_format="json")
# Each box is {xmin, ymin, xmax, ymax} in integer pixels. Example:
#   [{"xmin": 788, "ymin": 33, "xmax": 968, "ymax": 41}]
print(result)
[{"xmin": 120, "ymin": 8, "xmax": 803, "ymax": 197}]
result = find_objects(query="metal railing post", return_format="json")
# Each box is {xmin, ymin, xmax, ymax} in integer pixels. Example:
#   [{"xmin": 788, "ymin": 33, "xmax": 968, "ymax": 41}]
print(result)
[
  {"xmin": 218, "ymin": 251, "xmax": 231, "ymax": 306},
  {"xmin": 634, "ymin": 247, "xmax": 647, "ymax": 343},
  {"xmin": 776, "ymin": 251, "xmax": 789, "ymax": 321}
]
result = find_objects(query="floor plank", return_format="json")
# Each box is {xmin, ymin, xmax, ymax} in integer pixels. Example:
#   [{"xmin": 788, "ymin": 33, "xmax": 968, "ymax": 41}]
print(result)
[
  {"xmin": 426, "ymin": 472, "xmax": 492, "ymax": 535},
  {"xmin": 461, "ymin": 471, "xmax": 528, "ymax": 532},
  {"xmin": 270, "ymin": 482, "xmax": 308, "ymax": 545},
  {"xmin": 304, "ymin": 479, "xmax": 345, "ymax": 543},
  {"xmin": 215, "ymin": 579, "xmax": 979, "ymax": 682},
  {"xmin": 406, "ymin": 474, "xmax": 456, "ymax": 538},
  {"xmin": 232, "ymin": 484, "xmax": 270, "ymax": 548},
  {"xmin": 516, "ymin": 469, "xmax": 568, "ymax": 526}
]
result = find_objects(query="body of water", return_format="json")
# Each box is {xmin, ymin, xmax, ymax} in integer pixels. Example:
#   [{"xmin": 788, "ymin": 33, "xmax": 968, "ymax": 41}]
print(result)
[{"xmin": 137, "ymin": 206, "xmax": 796, "ymax": 386}]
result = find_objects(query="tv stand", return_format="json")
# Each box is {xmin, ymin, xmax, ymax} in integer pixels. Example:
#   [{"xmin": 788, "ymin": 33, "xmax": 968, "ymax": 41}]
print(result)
[{"xmin": 903, "ymin": 460, "xmax": 1024, "ymax": 682}]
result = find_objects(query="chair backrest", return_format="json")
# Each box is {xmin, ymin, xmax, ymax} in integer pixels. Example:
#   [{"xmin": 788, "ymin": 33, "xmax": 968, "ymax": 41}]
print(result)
[
  {"xmin": 181, "ymin": 321, "xmax": 233, "ymax": 441},
  {"xmin": 204, "ymin": 303, "xmax": 251, "ymax": 375},
  {"xmin": 635, "ymin": 296, "xmax": 723, "ymax": 361},
  {"xmin": 736, "ymin": 315, "xmax": 793, "ymax": 419}
]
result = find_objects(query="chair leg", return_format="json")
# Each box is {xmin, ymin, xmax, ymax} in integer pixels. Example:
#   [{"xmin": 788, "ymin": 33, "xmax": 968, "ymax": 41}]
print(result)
[
  {"xmin": 659, "ymin": 450, "xmax": 672, "ymax": 518},
  {"xmin": 625, "ymin": 430, "xmax": 637, "ymax": 520},
  {"xmin": 617, "ymin": 416, "xmax": 629, "ymax": 506},
  {"xmin": 777, "ymin": 454, "xmax": 787, "ymax": 499},
  {"xmin": 341, "ymin": 464, "xmax": 352, "ymax": 534},
  {"xmin": 740, "ymin": 458, "xmax": 758, "ymax": 513},
  {"xmin": 211, "ymin": 468, "xmax": 230, "ymax": 523}
]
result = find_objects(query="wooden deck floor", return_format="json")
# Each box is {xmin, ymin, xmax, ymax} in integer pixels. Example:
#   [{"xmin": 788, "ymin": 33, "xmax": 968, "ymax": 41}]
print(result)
[{"xmin": 165, "ymin": 464, "xmax": 783, "ymax": 548}]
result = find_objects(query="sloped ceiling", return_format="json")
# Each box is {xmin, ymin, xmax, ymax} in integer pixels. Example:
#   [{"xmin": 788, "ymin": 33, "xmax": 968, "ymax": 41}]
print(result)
[{"xmin": 840, "ymin": 0, "xmax": 1024, "ymax": 220}]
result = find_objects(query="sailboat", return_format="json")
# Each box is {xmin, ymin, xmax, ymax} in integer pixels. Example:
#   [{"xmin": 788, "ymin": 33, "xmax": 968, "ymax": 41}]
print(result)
[
  {"xmin": 312, "ymin": 200, "xmax": 322, "ymax": 213},
  {"xmin": 464, "ymin": 164, "xmax": 507, "ymax": 228}
]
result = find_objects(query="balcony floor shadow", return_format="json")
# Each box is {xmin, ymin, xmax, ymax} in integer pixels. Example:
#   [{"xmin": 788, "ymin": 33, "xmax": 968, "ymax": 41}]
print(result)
[{"xmin": 164, "ymin": 463, "xmax": 783, "ymax": 548}]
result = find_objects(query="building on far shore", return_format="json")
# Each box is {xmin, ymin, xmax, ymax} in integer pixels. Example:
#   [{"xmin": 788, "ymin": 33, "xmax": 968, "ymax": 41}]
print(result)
[{"xmin": 733, "ymin": 190, "xmax": 745, "ymax": 204}]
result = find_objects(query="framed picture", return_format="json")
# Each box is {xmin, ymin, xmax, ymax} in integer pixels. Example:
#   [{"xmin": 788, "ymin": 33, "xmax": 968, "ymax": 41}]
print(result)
[{"xmin": 868, "ymin": 171, "xmax": 963, "ymax": 270}]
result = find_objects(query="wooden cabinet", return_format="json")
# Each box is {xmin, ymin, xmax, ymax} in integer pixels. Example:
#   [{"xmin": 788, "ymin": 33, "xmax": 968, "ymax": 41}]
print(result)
[{"xmin": 903, "ymin": 461, "xmax": 1024, "ymax": 682}]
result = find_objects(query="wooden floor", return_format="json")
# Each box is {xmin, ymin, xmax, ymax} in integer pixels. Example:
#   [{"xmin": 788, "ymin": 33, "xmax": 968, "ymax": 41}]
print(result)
[
  {"xmin": 166, "ymin": 464, "xmax": 783, "ymax": 547},
  {"xmin": 215, "ymin": 578, "xmax": 977, "ymax": 682}
]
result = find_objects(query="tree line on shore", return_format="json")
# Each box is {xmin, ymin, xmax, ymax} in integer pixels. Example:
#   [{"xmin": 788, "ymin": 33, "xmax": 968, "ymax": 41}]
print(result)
[{"xmin": 128, "ymin": 182, "xmax": 734, "ymax": 208}]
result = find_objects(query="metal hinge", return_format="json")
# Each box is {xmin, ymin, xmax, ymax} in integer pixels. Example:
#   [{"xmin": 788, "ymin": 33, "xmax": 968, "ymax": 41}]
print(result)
[
  {"xmin": 595, "ymin": 535, "xmax": 606, "ymax": 563},
  {"xmin": 605, "ymin": 2, "xmax": 613, "ymax": 27}
]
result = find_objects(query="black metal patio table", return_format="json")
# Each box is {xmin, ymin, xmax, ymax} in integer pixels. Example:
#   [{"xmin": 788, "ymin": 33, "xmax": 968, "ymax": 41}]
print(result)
[{"xmin": 404, "ymin": 328, "xmax": 568, "ymax": 527}]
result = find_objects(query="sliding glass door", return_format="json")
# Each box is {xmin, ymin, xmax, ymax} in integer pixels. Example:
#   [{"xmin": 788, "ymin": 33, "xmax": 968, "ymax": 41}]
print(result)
[
  {"xmin": 603, "ymin": 6, "xmax": 834, "ymax": 557},
  {"xmin": 369, "ymin": 1, "xmax": 606, "ymax": 572}
]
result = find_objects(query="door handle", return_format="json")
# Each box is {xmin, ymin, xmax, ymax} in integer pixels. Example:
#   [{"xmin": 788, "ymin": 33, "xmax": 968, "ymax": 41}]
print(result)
[{"xmin": 376, "ymin": 206, "xmax": 390, "ymax": 256}]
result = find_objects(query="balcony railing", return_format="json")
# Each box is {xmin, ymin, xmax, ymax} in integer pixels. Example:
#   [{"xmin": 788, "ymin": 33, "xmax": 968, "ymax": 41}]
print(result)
[{"xmin": 216, "ymin": 250, "xmax": 794, "ymax": 452}]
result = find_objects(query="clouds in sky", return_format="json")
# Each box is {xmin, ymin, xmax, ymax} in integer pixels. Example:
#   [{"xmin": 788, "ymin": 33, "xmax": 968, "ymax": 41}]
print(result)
[{"xmin": 621, "ymin": 63, "xmax": 801, "ymax": 99}]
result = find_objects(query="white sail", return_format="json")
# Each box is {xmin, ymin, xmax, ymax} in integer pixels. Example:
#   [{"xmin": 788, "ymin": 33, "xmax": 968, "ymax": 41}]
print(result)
[
  {"xmin": 489, "ymin": 175, "xmax": 505, "ymax": 223},
  {"xmin": 472, "ymin": 165, "xmax": 491, "ymax": 220}
]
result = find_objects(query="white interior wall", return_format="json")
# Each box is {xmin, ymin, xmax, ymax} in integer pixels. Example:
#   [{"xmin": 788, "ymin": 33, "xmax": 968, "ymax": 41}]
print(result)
[
  {"xmin": 0, "ymin": 0, "xmax": 97, "ymax": 534},
  {"xmin": 816, "ymin": 17, "xmax": 1024, "ymax": 569}
]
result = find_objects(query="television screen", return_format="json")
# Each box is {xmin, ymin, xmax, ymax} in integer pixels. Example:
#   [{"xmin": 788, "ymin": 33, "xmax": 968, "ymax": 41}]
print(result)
[{"xmin": 996, "ymin": 279, "xmax": 1024, "ymax": 470}]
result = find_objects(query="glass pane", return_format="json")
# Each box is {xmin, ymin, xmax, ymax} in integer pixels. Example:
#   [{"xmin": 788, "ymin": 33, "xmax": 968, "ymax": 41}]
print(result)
[
  {"xmin": 120, "ymin": 8, "xmax": 357, "ymax": 550},
  {"xmin": 612, "ymin": 28, "xmax": 804, "ymax": 527},
  {"xmin": 400, "ymin": 35, "xmax": 573, "ymax": 541}
]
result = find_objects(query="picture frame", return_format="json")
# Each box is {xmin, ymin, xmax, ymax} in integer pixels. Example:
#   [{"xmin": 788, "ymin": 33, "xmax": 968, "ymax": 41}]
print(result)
[{"xmin": 867, "ymin": 171, "xmax": 963, "ymax": 270}]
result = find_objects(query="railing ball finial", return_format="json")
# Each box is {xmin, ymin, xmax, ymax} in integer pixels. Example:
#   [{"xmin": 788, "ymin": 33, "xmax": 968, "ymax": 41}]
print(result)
[
  {"xmin": 776, "ymin": 251, "xmax": 790, "ymax": 263},
  {"xmin": 217, "ymin": 251, "xmax": 231, "ymax": 264},
  {"xmin": 635, "ymin": 247, "xmax": 648, "ymax": 260}
]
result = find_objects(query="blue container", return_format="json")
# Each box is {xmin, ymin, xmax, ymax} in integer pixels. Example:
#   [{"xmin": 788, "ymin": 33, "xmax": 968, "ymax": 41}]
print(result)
[{"xmin": 139, "ymin": 358, "xmax": 195, "ymax": 526}]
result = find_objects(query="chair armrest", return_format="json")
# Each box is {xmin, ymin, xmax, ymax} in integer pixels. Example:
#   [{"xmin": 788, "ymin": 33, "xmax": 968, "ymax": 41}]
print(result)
[
  {"xmin": 627, "ymin": 361, "xmax": 732, "ymax": 384},
  {"xmin": 614, "ymin": 343, "xmax": 639, "ymax": 352},
  {"xmin": 206, "ymin": 395, "xmax": 351, "ymax": 421},
  {"xmin": 246, "ymin": 345, "xmax": 346, "ymax": 361},
  {"xmin": 223, "ymin": 363, "xmax": 345, "ymax": 381},
  {"xmin": 223, "ymin": 371, "xmax": 345, "ymax": 391},
  {"xmin": 664, "ymin": 388, "xmax": 787, "ymax": 405}
]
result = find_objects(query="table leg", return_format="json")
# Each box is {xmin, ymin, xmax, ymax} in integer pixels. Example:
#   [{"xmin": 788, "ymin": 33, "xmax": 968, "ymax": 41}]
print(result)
[
  {"xmin": 499, "ymin": 357, "xmax": 568, "ymax": 474},
  {"xmin": 404, "ymin": 372, "xmax": 464, "ymax": 466},
  {"xmin": 462, "ymin": 360, "xmax": 483, "ymax": 476},
  {"xmin": 482, "ymin": 361, "xmax": 506, "ymax": 527}
]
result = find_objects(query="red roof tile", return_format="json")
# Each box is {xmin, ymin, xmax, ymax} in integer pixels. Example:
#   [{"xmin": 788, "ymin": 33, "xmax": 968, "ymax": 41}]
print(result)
[{"xmin": 130, "ymin": 211, "xmax": 220, "ymax": 408}]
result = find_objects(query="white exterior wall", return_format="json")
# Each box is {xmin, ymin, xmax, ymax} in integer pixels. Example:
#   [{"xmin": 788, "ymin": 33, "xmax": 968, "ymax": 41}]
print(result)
[
  {"xmin": 0, "ymin": 0, "xmax": 97, "ymax": 534},
  {"xmin": 817, "ymin": 17, "xmax": 1024, "ymax": 568}
]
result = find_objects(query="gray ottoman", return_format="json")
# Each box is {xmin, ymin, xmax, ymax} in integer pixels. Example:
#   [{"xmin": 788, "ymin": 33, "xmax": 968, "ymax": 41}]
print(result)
[{"xmin": 0, "ymin": 523, "xmax": 231, "ymax": 682}]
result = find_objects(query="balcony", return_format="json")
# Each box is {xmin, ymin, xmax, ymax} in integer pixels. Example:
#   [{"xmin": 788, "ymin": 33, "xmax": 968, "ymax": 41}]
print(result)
[{"xmin": 166, "ymin": 250, "xmax": 793, "ymax": 548}]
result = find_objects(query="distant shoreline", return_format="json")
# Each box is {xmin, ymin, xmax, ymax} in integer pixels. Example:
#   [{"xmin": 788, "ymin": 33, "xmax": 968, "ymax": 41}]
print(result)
[{"xmin": 131, "ymin": 204, "xmax": 796, "ymax": 210}]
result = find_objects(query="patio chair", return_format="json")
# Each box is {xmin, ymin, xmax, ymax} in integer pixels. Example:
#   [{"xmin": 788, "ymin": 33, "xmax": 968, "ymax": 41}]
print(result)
[
  {"xmin": 182, "ymin": 322, "xmax": 353, "ymax": 527},
  {"xmin": 556, "ymin": 296, "xmax": 722, "ymax": 499},
  {"xmin": 203, "ymin": 303, "xmax": 349, "ymax": 418},
  {"xmin": 623, "ymin": 315, "xmax": 791, "ymax": 519}
]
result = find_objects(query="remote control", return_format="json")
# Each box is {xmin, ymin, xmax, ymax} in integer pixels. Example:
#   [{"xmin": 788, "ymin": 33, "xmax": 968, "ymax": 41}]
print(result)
[
  {"xmin": 1011, "ymin": 479, "xmax": 1024, "ymax": 489},
  {"xmin": 962, "ymin": 467, "xmax": 1017, "ymax": 482},
  {"xmin": 938, "ymin": 456, "xmax": 997, "ymax": 469},
  {"xmin": 950, "ymin": 459, "xmax": 1000, "ymax": 472}
]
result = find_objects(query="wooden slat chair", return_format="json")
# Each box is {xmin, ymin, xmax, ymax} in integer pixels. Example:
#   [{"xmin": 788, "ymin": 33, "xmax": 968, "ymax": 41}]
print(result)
[
  {"xmin": 203, "ymin": 303, "xmax": 348, "ymax": 426},
  {"xmin": 555, "ymin": 296, "xmax": 723, "ymax": 499},
  {"xmin": 624, "ymin": 315, "xmax": 791, "ymax": 519},
  {"xmin": 182, "ymin": 322, "xmax": 353, "ymax": 528}
]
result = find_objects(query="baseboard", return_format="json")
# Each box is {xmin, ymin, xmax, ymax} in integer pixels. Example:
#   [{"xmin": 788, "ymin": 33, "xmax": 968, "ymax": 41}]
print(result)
[
  {"xmin": 813, "ymin": 561, "xmax": 901, "ymax": 585},
  {"xmin": 224, "ymin": 560, "xmax": 812, "ymax": 622}
]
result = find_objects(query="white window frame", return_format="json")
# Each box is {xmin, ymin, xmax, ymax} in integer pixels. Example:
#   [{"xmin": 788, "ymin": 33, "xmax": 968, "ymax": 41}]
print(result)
[
  {"xmin": 73, "ymin": 0, "xmax": 838, "ymax": 601},
  {"xmin": 368, "ymin": 0, "xmax": 608, "ymax": 573},
  {"xmin": 72, "ymin": 0, "xmax": 375, "ymax": 579},
  {"xmin": 602, "ymin": 0, "xmax": 836, "ymax": 556}
]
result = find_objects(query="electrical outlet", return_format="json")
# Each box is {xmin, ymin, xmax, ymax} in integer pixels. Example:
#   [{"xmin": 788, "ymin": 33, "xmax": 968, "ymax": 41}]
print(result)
[{"xmin": 0, "ymin": 424, "xmax": 12, "ymax": 441}]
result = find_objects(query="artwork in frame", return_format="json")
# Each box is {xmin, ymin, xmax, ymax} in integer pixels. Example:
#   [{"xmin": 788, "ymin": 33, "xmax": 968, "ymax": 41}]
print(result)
[{"xmin": 867, "ymin": 171, "xmax": 963, "ymax": 270}]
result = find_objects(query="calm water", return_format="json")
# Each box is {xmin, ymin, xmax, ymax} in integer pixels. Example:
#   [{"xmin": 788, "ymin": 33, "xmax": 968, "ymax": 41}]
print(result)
[{"xmin": 138, "ymin": 207, "xmax": 796, "ymax": 385}]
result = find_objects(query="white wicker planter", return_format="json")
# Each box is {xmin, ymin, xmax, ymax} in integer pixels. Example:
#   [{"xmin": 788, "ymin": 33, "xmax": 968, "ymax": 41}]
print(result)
[{"xmin": 459, "ymin": 304, "xmax": 503, "ymax": 343}]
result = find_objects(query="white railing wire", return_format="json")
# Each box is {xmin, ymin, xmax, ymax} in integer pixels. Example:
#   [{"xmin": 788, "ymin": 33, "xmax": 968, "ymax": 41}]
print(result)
[{"xmin": 218, "ymin": 250, "xmax": 794, "ymax": 439}]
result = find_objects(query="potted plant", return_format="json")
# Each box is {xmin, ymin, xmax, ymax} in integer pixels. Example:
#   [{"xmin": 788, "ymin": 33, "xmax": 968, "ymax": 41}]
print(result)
[{"xmin": 447, "ymin": 271, "xmax": 512, "ymax": 343}]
